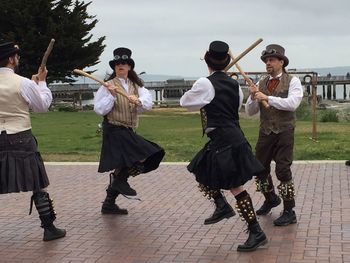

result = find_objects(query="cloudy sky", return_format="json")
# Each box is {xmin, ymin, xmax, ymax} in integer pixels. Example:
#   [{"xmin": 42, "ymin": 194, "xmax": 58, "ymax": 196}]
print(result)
[{"xmin": 86, "ymin": 0, "xmax": 350, "ymax": 78}]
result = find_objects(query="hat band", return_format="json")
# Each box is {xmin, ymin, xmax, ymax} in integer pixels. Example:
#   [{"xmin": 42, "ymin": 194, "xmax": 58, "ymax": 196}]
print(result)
[
  {"xmin": 261, "ymin": 49, "xmax": 278, "ymax": 56},
  {"xmin": 113, "ymin": 54, "xmax": 129, "ymax": 60},
  {"xmin": 206, "ymin": 54, "xmax": 229, "ymax": 65}
]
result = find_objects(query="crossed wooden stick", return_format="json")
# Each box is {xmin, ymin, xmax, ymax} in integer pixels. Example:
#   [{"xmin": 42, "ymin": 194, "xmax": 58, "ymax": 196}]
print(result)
[
  {"xmin": 73, "ymin": 38, "xmax": 268, "ymax": 107},
  {"xmin": 225, "ymin": 38, "xmax": 269, "ymax": 108}
]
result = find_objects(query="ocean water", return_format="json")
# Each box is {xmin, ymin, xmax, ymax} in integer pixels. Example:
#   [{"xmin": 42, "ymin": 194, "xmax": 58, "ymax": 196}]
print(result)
[{"xmin": 315, "ymin": 85, "xmax": 350, "ymax": 100}]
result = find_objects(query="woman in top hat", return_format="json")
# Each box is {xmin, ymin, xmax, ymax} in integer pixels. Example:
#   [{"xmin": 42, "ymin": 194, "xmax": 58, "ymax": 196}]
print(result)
[
  {"xmin": 180, "ymin": 40, "xmax": 267, "ymax": 252},
  {"xmin": 245, "ymin": 44, "xmax": 303, "ymax": 226},
  {"xmin": 94, "ymin": 47, "xmax": 165, "ymax": 214},
  {"xmin": 0, "ymin": 41, "xmax": 66, "ymax": 241}
]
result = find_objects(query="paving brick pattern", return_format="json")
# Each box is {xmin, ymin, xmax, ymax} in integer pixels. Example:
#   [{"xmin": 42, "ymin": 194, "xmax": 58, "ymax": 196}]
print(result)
[{"xmin": 0, "ymin": 162, "xmax": 349, "ymax": 263}]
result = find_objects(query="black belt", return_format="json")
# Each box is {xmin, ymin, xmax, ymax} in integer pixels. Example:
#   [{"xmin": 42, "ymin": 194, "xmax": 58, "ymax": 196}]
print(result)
[{"xmin": 0, "ymin": 129, "xmax": 32, "ymax": 137}]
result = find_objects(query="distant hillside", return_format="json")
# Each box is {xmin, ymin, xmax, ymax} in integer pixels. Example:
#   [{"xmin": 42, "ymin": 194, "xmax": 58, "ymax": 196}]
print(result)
[
  {"xmin": 298, "ymin": 66, "xmax": 350, "ymax": 76},
  {"xmin": 139, "ymin": 74, "xmax": 184, "ymax": 82}
]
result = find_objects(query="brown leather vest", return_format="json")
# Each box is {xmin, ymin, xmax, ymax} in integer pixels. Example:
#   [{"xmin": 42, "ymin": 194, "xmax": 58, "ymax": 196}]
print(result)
[{"xmin": 258, "ymin": 73, "xmax": 295, "ymax": 134}]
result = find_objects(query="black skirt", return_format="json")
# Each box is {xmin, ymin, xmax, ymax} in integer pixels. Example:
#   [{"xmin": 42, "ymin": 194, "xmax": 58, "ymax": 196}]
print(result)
[
  {"xmin": 187, "ymin": 127, "xmax": 264, "ymax": 190},
  {"xmin": 0, "ymin": 130, "xmax": 49, "ymax": 194},
  {"xmin": 98, "ymin": 121, "xmax": 165, "ymax": 173}
]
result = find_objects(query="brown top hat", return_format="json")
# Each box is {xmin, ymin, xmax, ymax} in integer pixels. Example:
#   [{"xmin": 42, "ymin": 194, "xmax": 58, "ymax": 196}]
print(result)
[
  {"xmin": 0, "ymin": 41, "xmax": 20, "ymax": 61},
  {"xmin": 204, "ymin": 40, "xmax": 231, "ymax": 70},
  {"xmin": 109, "ymin": 47, "xmax": 135, "ymax": 70},
  {"xmin": 260, "ymin": 44, "xmax": 289, "ymax": 67}
]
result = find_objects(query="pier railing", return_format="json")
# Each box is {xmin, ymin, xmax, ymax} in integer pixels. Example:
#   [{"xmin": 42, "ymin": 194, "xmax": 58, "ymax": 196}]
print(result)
[{"xmin": 49, "ymin": 71, "xmax": 350, "ymax": 104}]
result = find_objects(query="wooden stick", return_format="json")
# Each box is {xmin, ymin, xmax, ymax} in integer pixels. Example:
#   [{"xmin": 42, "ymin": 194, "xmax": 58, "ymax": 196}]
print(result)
[
  {"xmin": 40, "ymin": 39, "xmax": 55, "ymax": 70},
  {"xmin": 73, "ymin": 69, "xmax": 134, "ymax": 102},
  {"xmin": 224, "ymin": 38, "xmax": 263, "ymax": 72},
  {"xmin": 228, "ymin": 49, "xmax": 269, "ymax": 108}
]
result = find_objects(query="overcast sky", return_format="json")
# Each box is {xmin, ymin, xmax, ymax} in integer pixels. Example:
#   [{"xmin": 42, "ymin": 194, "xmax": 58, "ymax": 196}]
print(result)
[{"xmin": 86, "ymin": 0, "xmax": 350, "ymax": 78}]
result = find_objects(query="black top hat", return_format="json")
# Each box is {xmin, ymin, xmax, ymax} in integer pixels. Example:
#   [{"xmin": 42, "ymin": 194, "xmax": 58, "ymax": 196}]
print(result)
[
  {"xmin": 109, "ymin": 47, "xmax": 135, "ymax": 70},
  {"xmin": 204, "ymin": 41, "xmax": 230, "ymax": 70},
  {"xmin": 0, "ymin": 41, "xmax": 20, "ymax": 61},
  {"xmin": 260, "ymin": 44, "xmax": 289, "ymax": 67}
]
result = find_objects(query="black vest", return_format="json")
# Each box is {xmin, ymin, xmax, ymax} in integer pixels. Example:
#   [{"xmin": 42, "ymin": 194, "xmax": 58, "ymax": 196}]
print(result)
[{"xmin": 200, "ymin": 71, "xmax": 240, "ymax": 131}]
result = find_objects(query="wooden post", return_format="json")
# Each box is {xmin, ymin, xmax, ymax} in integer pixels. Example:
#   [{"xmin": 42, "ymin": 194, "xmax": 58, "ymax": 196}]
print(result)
[
  {"xmin": 311, "ymin": 74, "xmax": 317, "ymax": 140},
  {"xmin": 155, "ymin": 90, "xmax": 159, "ymax": 104},
  {"xmin": 79, "ymin": 92, "xmax": 82, "ymax": 109},
  {"xmin": 306, "ymin": 85, "xmax": 310, "ymax": 95},
  {"xmin": 327, "ymin": 84, "xmax": 331, "ymax": 99},
  {"xmin": 322, "ymin": 85, "xmax": 325, "ymax": 99},
  {"xmin": 344, "ymin": 84, "xmax": 347, "ymax": 99}
]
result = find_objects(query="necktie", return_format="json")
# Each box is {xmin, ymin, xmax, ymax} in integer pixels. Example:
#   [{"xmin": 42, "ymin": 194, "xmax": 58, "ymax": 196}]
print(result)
[{"xmin": 267, "ymin": 78, "xmax": 280, "ymax": 93}]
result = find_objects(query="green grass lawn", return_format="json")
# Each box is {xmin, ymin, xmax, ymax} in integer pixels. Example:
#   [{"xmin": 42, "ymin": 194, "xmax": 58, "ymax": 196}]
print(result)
[{"xmin": 31, "ymin": 108, "xmax": 350, "ymax": 162}]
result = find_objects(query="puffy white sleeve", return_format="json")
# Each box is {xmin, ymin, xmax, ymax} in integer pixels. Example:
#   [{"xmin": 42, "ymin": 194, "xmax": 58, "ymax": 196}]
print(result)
[
  {"xmin": 268, "ymin": 76, "xmax": 303, "ymax": 111},
  {"xmin": 20, "ymin": 78, "xmax": 52, "ymax": 112},
  {"xmin": 93, "ymin": 85, "xmax": 115, "ymax": 116},
  {"xmin": 180, "ymin": 77, "xmax": 215, "ymax": 111},
  {"xmin": 137, "ymin": 86, "xmax": 153, "ymax": 112}
]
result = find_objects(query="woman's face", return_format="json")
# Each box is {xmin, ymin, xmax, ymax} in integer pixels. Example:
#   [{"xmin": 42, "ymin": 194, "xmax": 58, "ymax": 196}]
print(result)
[{"xmin": 114, "ymin": 62, "xmax": 131, "ymax": 78}]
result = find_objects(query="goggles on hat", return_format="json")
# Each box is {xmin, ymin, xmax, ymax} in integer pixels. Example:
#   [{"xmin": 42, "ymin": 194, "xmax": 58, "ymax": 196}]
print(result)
[
  {"xmin": 261, "ymin": 49, "xmax": 277, "ymax": 56},
  {"xmin": 114, "ymin": 54, "xmax": 129, "ymax": 60}
]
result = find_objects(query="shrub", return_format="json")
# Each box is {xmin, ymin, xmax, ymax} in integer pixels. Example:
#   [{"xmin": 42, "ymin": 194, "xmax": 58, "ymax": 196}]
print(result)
[
  {"xmin": 57, "ymin": 106, "xmax": 79, "ymax": 112},
  {"xmin": 82, "ymin": 104, "xmax": 94, "ymax": 110},
  {"xmin": 319, "ymin": 109, "xmax": 339, "ymax": 122}
]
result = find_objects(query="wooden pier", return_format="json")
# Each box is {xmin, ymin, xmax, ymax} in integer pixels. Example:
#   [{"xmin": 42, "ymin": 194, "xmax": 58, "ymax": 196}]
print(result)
[{"xmin": 49, "ymin": 71, "xmax": 350, "ymax": 106}]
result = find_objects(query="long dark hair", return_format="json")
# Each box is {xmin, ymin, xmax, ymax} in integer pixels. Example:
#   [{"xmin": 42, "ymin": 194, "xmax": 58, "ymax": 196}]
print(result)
[{"xmin": 105, "ymin": 69, "xmax": 144, "ymax": 87}]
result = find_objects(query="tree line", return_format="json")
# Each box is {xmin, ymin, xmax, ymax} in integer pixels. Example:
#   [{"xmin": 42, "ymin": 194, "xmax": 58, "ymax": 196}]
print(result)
[{"xmin": 0, "ymin": 0, "xmax": 105, "ymax": 83}]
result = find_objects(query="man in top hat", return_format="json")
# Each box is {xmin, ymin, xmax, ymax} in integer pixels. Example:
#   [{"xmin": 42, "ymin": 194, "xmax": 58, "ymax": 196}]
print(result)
[
  {"xmin": 0, "ymin": 41, "xmax": 66, "ymax": 241},
  {"xmin": 94, "ymin": 47, "xmax": 165, "ymax": 214},
  {"xmin": 245, "ymin": 44, "xmax": 303, "ymax": 226},
  {"xmin": 180, "ymin": 40, "xmax": 267, "ymax": 252}
]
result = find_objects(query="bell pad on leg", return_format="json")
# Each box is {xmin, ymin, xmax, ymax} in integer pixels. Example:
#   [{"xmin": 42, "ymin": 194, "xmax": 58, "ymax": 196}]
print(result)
[
  {"xmin": 198, "ymin": 183, "xmax": 221, "ymax": 200},
  {"xmin": 277, "ymin": 180, "xmax": 295, "ymax": 201},
  {"xmin": 255, "ymin": 175, "xmax": 274, "ymax": 193},
  {"xmin": 235, "ymin": 194, "xmax": 256, "ymax": 225}
]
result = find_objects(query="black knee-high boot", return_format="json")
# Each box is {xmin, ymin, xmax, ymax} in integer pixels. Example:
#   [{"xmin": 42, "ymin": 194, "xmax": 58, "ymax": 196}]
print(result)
[
  {"xmin": 101, "ymin": 184, "xmax": 128, "ymax": 214},
  {"xmin": 198, "ymin": 184, "xmax": 235, "ymax": 225},
  {"xmin": 30, "ymin": 192, "xmax": 66, "ymax": 241},
  {"xmin": 235, "ymin": 191, "xmax": 267, "ymax": 252},
  {"xmin": 204, "ymin": 191, "xmax": 235, "ymax": 225},
  {"xmin": 111, "ymin": 169, "xmax": 137, "ymax": 196}
]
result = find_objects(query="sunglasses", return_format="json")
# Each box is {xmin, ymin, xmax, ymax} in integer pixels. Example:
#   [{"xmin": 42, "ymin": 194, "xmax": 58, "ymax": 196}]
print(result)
[
  {"xmin": 114, "ymin": 54, "xmax": 129, "ymax": 60},
  {"xmin": 261, "ymin": 49, "xmax": 277, "ymax": 56}
]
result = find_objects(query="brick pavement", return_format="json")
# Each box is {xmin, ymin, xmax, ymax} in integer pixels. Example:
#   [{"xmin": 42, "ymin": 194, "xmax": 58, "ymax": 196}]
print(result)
[{"xmin": 0, "ymin": 161, "xmax": 349, "ymax": 263}]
